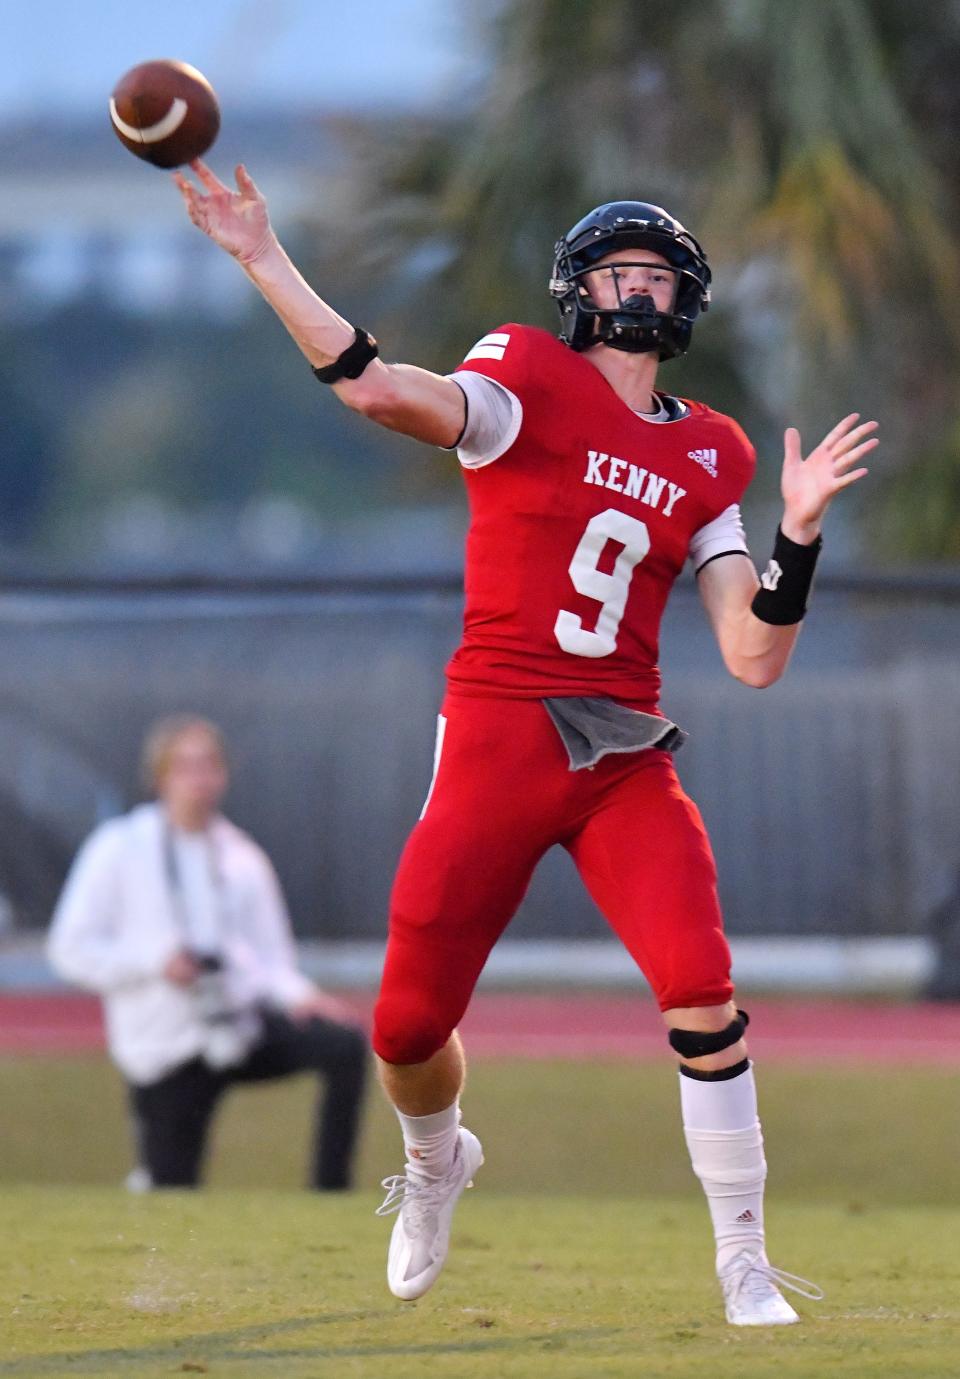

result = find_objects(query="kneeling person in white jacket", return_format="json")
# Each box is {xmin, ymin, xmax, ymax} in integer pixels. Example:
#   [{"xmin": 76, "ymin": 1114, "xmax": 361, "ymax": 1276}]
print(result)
[{"xmin": 47, "ymin": 715, "xmax": 368, "ymax": 1190}]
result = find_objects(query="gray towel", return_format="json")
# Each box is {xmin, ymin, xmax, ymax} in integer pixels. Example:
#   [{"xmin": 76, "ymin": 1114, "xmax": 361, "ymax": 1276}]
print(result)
[{"xmin": 543, "ymin": 696, "xmax": 687, "ymax": 771}]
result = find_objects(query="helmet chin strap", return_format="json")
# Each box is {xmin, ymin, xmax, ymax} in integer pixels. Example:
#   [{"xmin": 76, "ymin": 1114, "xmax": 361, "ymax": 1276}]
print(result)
[{"xmin": 592, "ymin": 293, "xmax": 663, "ymax": 354}]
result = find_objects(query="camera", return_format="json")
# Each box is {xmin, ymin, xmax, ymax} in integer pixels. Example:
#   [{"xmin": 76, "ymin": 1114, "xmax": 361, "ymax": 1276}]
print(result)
[{"xmin": 189, "ymin": 951, "xmax": 258, "ymax": 1069}]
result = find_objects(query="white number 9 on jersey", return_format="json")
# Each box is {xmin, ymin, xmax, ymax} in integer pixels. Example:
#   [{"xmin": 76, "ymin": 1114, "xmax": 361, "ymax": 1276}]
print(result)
[{"xmin": 554, "ymin": 508, "xmax": 651, "ymax": 658}]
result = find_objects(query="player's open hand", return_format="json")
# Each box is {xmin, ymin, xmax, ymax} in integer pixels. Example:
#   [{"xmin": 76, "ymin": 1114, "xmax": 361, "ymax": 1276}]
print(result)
[
  {"xmin": 780, "ymin": 413, "xmax": 878, "ymax": 543},
  {"xmin": 173, "ymin": 160, "xmax": 275, "ymax": 266}
]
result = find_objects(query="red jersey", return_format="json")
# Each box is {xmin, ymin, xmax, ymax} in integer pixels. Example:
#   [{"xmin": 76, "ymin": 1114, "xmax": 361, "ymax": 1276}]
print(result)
[{"xmin": 446, "ymin": 324, "xmax": 756, "ymax": 713}]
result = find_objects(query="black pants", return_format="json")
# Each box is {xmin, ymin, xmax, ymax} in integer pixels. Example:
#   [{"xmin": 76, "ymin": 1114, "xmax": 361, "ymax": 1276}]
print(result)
[{"xmin": 129, "ymin": 1009, "xmax": 368, "ymax": 1189}]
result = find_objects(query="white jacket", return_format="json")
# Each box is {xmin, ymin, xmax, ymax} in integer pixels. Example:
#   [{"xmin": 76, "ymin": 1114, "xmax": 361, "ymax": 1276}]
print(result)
[{"xmin": 47, "ymin": 803, "xmax": 315, "ymax": 1085}]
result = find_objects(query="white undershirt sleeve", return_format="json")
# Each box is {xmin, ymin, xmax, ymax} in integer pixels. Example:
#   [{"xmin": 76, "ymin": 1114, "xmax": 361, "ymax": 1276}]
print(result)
[
  {"xmin": 444, "ymin": 371, "xmax": 523, "ymax": 469},
  {"xmin": 689, "ymin": 503, "xmax": 751, "ymax": 573}
]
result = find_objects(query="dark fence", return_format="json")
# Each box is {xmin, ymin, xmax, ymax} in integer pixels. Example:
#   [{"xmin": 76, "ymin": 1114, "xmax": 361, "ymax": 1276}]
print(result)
[{"xmin": 2, "ymin": 570, "xmax": 958, "ymax": 941}]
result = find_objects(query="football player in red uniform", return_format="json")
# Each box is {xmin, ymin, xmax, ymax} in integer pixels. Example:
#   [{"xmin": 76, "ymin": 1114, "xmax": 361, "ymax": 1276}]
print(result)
[{"xmin": 175, "ymin": 162, "xmax": 876, "ymax": 1325}]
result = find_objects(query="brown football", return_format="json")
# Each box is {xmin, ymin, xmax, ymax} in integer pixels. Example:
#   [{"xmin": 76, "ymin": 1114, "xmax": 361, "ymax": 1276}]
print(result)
[{"xmin": 109, "ymin": 60, "xmax": 220, "ymax": 169}]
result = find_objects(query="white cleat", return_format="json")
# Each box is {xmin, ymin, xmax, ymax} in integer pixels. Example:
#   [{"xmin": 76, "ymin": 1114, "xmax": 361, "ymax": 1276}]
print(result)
[
  {"xmin": 376, "ymin": 1127, "xmax": 484, "ymax": 1301},
  {"xmin": 719, "ymin": 1248, "xmax": 824, "ymax": 1326}
]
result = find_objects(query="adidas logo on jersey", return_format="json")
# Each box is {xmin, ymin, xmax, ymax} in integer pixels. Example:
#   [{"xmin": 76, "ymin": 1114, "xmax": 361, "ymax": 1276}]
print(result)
[
  {"xmin": 463, "ymin": 331, "xmax": 511, "ymax": 363},
  {"xmin": 688, "ymin": 447, "xmax": 718, "ymax": 477}
]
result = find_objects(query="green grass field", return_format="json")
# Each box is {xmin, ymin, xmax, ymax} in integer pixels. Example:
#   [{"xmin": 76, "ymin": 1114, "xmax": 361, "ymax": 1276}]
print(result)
[{"xmin": 2, "ymin": 1058, "xmax": 959, "ymax": 1377}]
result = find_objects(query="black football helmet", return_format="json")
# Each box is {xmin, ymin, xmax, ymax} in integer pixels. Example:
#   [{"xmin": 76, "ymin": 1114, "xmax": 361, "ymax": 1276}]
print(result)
[{"xmin": 550, "ymin": 201, "xmax": 711, "ymax": 360}]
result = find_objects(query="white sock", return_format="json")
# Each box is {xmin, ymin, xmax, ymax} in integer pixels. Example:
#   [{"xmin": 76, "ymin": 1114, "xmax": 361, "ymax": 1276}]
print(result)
[
  {"xmin": 396, "ymin": 1100, "xmax": 461, "ymax": 1181},
  {"xmin": 679, "ymin": 1064, "xmax": 767, "ymax": 1274}
]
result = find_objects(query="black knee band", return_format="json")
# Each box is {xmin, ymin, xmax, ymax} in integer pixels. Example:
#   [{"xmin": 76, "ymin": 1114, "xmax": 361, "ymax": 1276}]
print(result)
[
  {"xmin": 679, "ymin": 1057, "xmax": 750, "ymax": 1083},
  {"xmin": 668, "ymin": 1009, "xmax": 749, "ymax": 1060}
]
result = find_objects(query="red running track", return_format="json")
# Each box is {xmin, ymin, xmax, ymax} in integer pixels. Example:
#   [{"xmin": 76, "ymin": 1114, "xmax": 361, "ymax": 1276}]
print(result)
[{"xmin": 2, "ymin": 992, "xmax": 960, "ymax": 1062}]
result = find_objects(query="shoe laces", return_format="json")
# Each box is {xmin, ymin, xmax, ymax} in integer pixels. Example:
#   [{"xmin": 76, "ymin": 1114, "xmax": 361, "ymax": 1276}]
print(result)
[
  {"xmin": 725, "ymin": 1252, "xmax": 824, "ymax": 1305},
  {"xmin": 375, "ymin": 1169, "xmax": 451, "ymax": 1229}
]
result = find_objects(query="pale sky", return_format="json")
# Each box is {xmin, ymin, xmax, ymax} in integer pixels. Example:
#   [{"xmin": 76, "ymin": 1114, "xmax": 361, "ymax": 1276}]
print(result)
[{"xmin": 2, "ymin": 0, "xmax": 477, "ymax": 119}]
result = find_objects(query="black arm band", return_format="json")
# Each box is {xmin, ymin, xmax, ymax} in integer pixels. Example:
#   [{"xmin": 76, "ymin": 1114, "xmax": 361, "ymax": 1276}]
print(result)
[
  {"xmin": 750, "ymin": 526, "xmax": 823, "ymax": 626},
  {"xmin": 312, "ymin": 326, "xmax": 379, "ymax": 384}
]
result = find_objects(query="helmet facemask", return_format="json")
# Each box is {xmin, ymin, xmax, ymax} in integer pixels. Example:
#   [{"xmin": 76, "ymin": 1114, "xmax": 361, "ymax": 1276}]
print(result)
[{"xmin": 557, "ymin": 257, "xmax": 690, "ymax": 356}]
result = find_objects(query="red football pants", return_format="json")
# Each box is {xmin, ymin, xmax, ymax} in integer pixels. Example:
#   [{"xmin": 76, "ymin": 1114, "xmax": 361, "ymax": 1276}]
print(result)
[{"xmin": 373, "ymin": 693, "xmax": 734, "ymax": 1064}]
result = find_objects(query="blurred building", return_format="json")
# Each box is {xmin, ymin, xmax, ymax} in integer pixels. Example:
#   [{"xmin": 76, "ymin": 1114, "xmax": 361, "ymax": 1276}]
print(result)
[{"xmin": 0, "ymin": 110, "xmax": 351, "ymax": 318}]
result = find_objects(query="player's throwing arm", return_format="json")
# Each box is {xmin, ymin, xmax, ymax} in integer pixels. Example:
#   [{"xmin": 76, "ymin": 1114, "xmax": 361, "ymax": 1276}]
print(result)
[{"xmin": 173, "ymin": 161, "xmax": 466, "ymax": 447}]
